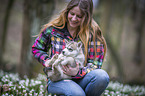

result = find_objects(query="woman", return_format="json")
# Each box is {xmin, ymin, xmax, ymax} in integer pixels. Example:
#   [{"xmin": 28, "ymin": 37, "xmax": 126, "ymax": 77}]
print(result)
[{"xmin": 32, "ymin": 0, "xmax": 109, "ymax": 95}]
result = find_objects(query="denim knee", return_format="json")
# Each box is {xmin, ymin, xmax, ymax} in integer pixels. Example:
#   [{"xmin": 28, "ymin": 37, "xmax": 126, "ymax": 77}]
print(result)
[
  {"xmin": 84, "ymin": 69, "xmax": 110, "ymax": 96},
  {"xmin": 90, "ymin": 69, "xmax": 109, "ymax": 85},
  {"xmin": 48, "ymin": 80, "xmax": 86, "ymax": 96}
]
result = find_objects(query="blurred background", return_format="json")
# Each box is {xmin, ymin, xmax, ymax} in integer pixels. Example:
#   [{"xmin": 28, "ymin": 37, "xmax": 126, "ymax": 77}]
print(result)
[{"xmin": 0, "ymin": 0, "xmax": 145, "ymax": 86}]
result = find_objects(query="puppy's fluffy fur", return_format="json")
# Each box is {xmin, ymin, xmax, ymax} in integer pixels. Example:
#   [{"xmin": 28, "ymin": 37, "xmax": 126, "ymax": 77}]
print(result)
[{"xmin": 43, "ymin": 40, "xmax": 85, "ymax": 82}]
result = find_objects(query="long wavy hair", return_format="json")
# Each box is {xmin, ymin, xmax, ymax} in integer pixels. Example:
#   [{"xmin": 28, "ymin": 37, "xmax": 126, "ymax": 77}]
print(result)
[{"xmin": 40, "ymin": 0, "xmax": 107, "ymax": 64}]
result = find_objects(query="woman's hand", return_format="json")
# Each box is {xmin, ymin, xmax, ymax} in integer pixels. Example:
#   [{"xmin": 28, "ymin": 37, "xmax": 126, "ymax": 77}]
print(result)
[{"xmin": 62, "ymin": 63, "xmax": 79, "ymax": 76}]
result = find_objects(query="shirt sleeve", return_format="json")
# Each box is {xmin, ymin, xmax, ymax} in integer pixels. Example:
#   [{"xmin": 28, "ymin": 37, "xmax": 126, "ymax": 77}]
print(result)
[
  {"xmin": 32, "ymin": 27, "xmax": 52, "ymax": 66},
  {"xmin": 72, "ymin": 41, "xmax": 104, "ymax": 79}
]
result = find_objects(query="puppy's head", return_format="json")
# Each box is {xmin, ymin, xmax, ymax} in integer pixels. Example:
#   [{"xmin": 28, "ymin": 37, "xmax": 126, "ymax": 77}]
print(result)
[{"xmin": 62, "ymin": 40, "xmax": 82, "ymax": 57}]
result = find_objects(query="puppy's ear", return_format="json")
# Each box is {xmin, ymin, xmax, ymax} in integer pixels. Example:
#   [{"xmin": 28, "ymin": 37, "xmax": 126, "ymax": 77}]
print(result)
[
  {"xmin": 77, "ymin": 41, "xmax": 82, "ymax": 48},
  {"xmin": 64, "ymin": 39, "xmax": 69, "ymax": 44}
]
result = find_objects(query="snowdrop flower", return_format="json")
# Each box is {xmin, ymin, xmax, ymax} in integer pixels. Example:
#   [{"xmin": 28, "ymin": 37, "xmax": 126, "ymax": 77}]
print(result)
[
  {"xmin": 23, "ymin": 90, "xmax": 26, "ymax": 93},
  {"xmin": 36, "ymin": 73, "xmax": 47, "ymax": 81},
  {"xmin": 9, "ymin": 73, "xmax": 20, "ymax": 82},
  {"xmin": 110, "ymin": 91, "xmax": 115, "ymax": 95},
  {"xmin": 35, "ymin": 80, "xmax": 42, "ymax": 85},
  {"xmin": 22, "ymin": 85, "xmax": 25, "ymax": 89},
  {"xmin": 13, "ymin": 86, "xmax": 16, "ymax": 90},
  {"xmin": 104, "ymin": 92, "xmax": 108, "ymax": 95},
  {"xmin": 9, "ymin": 88, "xmax": 11, "ymax": 90},
  {"xmin": 19, "ymin": 86, "xmax": 22, "ymax": 89},
  {"xmin": 31, "ymin": 79, "xmax": 34, "ymax": 83},
  {"xmin": 31, "ymin": 89, "xmax": 35, "ymax": 91},
  {"xmin": 25, "ymin": 79, "xmax": 29, "ymax": 87},
  {"xmin": 8, "ymin": 81, "xmax": 13, "ymax": 86},
  {"xmin": 19, "ymin": 92, "xmax": 22, "ymax": 94},
  {"xmin": 34, "ymin": 93, "xmax": 38, "ymax": 96},
  {"xmin": 0, "ymin": 70, "xmax": 4, "ymax": 76},
  {"xmin": 19, "ymin": 80, "xmax": 25, "ymax": 86},
  {"xmin": 116, "ymin": 91, "xmax": 120, "ymax": 94},
  {"xmin": 5, "ymin": 75, "xmax": 9, "ymax": 78},
  {"xmin": 24, "ymin": 94, "xmax": 27, "ymax": 96},
  {"xmin": 39, "ymin": 91, "xmax": 43, "ymax": 95},
  {"xmin": 40, "ymin": 85, "xmax": 43, "ymax": 88},
  {"xmin": 105, "ymin": 90, "xmax": 109, "ymax": 93},
  {"xmin": 5, "ymin": 93, "xmax": 9, "ymax": 96},
  {"xmin": 30, "ymin": 89, "xmax": 35, "ymax": 94},
  {"xmin": 24, "ymin": 75, "xmax": 28, "ymax": 79}
]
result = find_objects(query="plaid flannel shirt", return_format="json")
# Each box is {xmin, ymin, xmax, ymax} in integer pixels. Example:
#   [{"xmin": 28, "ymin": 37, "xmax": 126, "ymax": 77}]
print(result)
[{"xmin": 32, "ymin": 25, "xmax": 104, "ymax": 79}]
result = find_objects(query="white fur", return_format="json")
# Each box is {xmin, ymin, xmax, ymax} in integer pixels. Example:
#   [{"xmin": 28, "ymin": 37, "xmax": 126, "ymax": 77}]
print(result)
[{"xmin": 44, "ymin": 40, "xmax": 85, "ymax": 82}]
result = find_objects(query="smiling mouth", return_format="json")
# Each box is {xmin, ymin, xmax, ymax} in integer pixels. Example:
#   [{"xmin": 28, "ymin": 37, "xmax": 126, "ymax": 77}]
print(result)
[{"xmin": 70, "ymin": 20, "xmax": 78, "ymax": 24}]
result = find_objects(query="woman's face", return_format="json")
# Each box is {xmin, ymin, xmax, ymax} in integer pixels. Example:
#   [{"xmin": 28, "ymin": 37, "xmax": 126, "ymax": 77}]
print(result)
[{"xmin": 67, "ymin": 6, "xmax": 83, "ymax": 29}]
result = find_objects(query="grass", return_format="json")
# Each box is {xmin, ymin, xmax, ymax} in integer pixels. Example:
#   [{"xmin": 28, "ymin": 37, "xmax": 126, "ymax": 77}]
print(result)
[{"xmin": 0, "ymin": 70, "xmax": 145, "ymax": 96}]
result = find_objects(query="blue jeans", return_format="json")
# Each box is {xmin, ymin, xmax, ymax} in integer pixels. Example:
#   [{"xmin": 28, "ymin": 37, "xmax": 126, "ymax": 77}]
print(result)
[{"xmin": 47, "ymin": 69, "xmax": 109, "ymax": 96}]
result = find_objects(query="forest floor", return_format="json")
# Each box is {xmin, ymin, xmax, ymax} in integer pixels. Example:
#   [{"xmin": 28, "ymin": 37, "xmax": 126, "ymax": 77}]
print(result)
[{"xmin": 0, "ymin": 70, "xmax": 145, "ymax": 96}]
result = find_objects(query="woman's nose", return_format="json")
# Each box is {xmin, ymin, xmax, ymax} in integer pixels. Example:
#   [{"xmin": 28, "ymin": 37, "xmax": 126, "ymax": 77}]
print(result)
[{"xmin": 72, "ymin": 15, "xmax": 77, "ymax": 21}]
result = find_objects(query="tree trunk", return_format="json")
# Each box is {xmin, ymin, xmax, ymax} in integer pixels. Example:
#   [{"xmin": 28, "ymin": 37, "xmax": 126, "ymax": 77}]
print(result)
[
  {"xmin": 19, "ymin": 0, "xmax": 55, "ymax": 78},
  {"xmin": 99, "ymin": 0, "xmax": 124, "ymax": 82},
  {"xmin": 99, "ymin": 0, "xmax": 145, "ymax": 84},
  {"xmin": 0, "ymin": 0, "xmax": 14, "ymax": 67}
]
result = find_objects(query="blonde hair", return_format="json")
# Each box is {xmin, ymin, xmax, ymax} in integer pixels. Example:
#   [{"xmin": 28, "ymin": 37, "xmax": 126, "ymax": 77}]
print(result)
[{"xmin": 39, "ymin": 0, "xmax": 107, "ymax": 64}]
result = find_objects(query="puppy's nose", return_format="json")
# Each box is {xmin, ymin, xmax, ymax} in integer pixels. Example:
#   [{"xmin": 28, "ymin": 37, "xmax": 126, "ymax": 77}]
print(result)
[{"xmin": 62, "ymin": 51, "xmax": 65, "ymax": 55}]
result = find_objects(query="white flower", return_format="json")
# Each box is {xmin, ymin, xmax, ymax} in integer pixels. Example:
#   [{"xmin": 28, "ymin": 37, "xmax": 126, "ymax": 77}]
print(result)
[
  {"xmin": 39, "ymin": 92, "xmax": 43, "ymax": 96},
  {"xmin": 22, "ymin": 85, "xmax": 25, "ymax": 89},
  {"xmin": 24, "ymin": 75, "xmax": 28, "ymax": 79},
  {"xmin": 5, "ymin": 75, "xmax": 9, "ymax": 78},
  {"xmin": 18, "ymin": 86, "xmax": 22, "ymax": 89},
  {"xmin": 35, "ymin": 80, "xmax": 42, "ymax": 85},
  {"xmin": 40, "ymin": 85, "xmax": 43, "ymax": 88},
  {"xmin": 5, "ymin": 93, "xmax": 9, "ymax": 96},
  {"xmin": 19, "ymin": 80, "xmax": 25, "ymax": 86},
  {"xmin": 8, "ymin": 81, "xmax": 13, "ymax": 86},
  {"xmin": 36, "ymin": 73, "xmax": 47, "ymax": 81},
  {"xmin": 34, "ymin": 93, "xmax": 38, "ymax": 96},
  {"xmin": 0, "ymin": 70, "xmax": 4, "ymax": 76},
  {"xmin": 23, "ymin": 90, "xmax": 26, "ymax": 93},
  {"xmin": 13, "ymin": 86, "xmax": 16, "ymax": 90}
]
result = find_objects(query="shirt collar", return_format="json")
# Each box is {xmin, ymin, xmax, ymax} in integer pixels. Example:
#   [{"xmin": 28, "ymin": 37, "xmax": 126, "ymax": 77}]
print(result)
[{"xmin": 53, "ymin": 23, "xmax": 79, "ymax": 41}]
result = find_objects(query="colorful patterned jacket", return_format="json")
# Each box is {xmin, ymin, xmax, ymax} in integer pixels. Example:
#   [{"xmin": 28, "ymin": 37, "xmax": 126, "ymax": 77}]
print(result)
[{"xmin": 32, "ymin": 25, "xmax": 104, "ymax": 79}]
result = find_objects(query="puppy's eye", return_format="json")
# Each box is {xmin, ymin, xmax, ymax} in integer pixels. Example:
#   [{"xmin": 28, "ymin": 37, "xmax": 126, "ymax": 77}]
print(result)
[{"xmin": 68, "ymin": 48, "xmax": 73, "ymax": 52}]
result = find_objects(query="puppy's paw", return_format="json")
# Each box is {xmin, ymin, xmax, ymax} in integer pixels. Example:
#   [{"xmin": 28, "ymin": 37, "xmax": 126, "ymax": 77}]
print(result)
[
  {"xmin": 45, "ymin": 60, "xmax": 52, "ymax": 67},
  {"xmin": 60, "ymin": 57, "xmax": 64, "ymax": 61},
  {"xmin": 52, "ymin": 64, "xmax": 56, "ymax": 70},
  {"xmin": 53, "ymin": 54, "xmax": 58, "ymax": 59}
]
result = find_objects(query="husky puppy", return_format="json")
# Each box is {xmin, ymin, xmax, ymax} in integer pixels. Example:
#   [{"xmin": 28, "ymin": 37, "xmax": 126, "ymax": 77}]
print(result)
[{"xmin": 43, "ymin": 40, "xmax": 85, "ymax": 82}]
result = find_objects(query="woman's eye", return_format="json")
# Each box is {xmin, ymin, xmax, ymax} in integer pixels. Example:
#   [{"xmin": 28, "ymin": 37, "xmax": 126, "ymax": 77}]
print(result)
[
  {"xmin": 77, "ymin": 15, "xmax": 82, "ymax": 18},
  {"xmin": 70, "ymin": 12, "xmax": 74, "ymax": 15}
]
